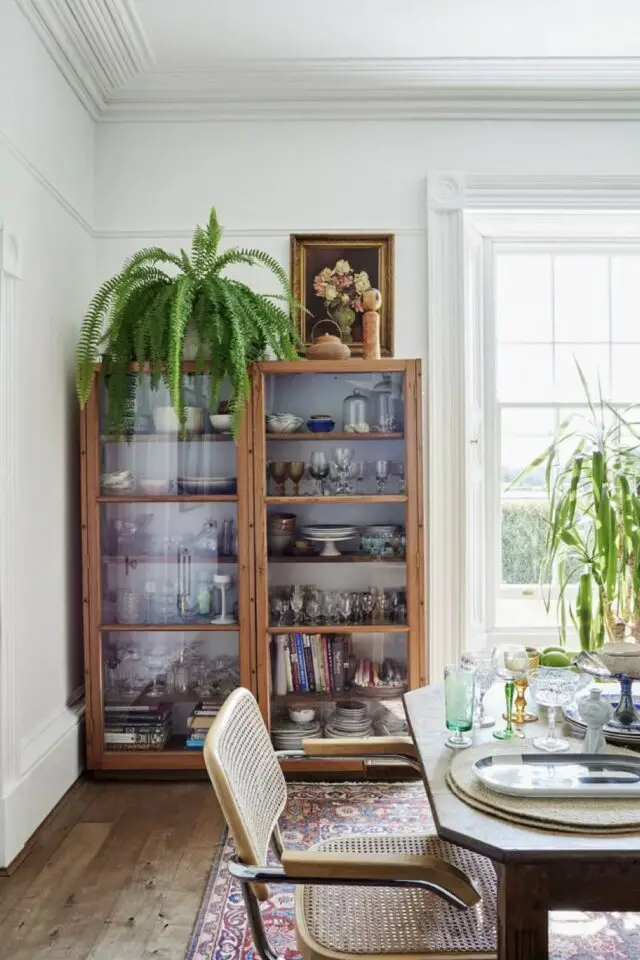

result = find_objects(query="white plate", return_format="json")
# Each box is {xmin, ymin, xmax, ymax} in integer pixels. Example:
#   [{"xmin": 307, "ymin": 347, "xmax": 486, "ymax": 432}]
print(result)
[{"xmin": 473, "ymin": 753, "xmax": 640, "ymax": 798}]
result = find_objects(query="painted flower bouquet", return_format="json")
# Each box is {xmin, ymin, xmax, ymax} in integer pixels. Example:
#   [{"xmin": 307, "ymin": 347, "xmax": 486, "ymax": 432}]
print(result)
[{"xmin": 313, "ymin": 259, "xmax": 372, "ymax": 339}]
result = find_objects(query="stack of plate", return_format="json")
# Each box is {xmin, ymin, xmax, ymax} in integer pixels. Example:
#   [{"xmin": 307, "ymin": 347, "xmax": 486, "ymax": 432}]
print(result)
[
  {"xmin": 563, "ymin": 693, "xmax": 640, "ymax": 746},
  {"xmin": 271, "ymin": 718, "xmax": 322, "ymax": 751},
  {"xmin": 325, "ymin": 701, "xmax": 373, "ymax": 739},
  {"xmin": 301, "ymin": 525, "xmax": 357, "ymax": 542}
]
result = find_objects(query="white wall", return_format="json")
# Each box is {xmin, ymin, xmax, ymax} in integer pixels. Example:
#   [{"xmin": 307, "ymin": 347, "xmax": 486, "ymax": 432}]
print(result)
[{"xmin": 0, "ymin": 0, "xmax": 94, "ymax": 866}]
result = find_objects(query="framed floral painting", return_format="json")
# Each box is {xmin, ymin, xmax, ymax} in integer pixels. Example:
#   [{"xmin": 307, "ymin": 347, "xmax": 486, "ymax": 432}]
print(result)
[{"xmin": 290, "ymin": 234, "xmax": 394, "ymax": 356}]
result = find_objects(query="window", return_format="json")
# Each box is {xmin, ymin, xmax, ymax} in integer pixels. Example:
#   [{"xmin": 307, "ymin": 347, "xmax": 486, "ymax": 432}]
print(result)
[{"xmin": 487, "ymin": 247, "xmax": 640, "ymax": 641}]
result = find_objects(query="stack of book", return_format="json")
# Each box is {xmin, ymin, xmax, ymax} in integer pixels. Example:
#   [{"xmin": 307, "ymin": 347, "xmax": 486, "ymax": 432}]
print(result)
[
  {"xmin": 274, "ymin": 634, "xmax": 347, "ymax": 694},
  {"xmin": 185, "ymin": 700, "xmax": 221, "ymax": 750},
  {"xmin": 103, "ymin": 703, "xmax": 172, "ymax": 751}
]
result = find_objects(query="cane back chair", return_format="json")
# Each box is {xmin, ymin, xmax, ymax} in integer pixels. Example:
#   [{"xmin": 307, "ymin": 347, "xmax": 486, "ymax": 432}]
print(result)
[{"xmin": 204, "ymin": 688, "xmax": 497, "ymax": 960}]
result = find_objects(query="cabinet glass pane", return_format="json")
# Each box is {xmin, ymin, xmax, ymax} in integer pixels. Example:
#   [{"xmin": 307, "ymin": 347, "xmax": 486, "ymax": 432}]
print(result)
[
  {"xmin": 99, "ymin": 372, "xmax": 237, "ymax": 496},
  {"xmin": 102, "ymin": 630, "xmax": 239, "ymax": 752},
  {"xmin": 101, "ymin": 502, "xmax": 239, "ymax": 626},
  {"xmin": 270, "ymin": 630, "xmax": 409, "ymax": 747}
]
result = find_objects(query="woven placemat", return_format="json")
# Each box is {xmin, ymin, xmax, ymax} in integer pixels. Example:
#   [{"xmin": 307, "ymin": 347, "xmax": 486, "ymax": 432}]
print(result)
[{"xmin": 447, "ymin": 741, "xmax": 640, "ymax": 834}]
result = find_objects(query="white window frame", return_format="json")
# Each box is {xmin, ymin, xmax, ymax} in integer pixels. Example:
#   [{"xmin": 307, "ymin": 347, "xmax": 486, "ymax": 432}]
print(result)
[{"xmin": 426, "ymin": 173, "xmax": 640, "ymax": 680}]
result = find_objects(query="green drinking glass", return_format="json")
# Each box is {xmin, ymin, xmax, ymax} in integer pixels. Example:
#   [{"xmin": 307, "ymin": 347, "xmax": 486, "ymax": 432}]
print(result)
[
  {"xmin": 493, "ymin": 680, "xmax": 525, "ymax": 740},
  {"xmin": 444, "ymin": 664, "xmax": 475, "ymax": 749}
]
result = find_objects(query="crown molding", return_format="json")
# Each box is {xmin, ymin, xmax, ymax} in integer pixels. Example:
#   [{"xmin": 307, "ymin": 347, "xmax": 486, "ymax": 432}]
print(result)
[
  {"xmin": 100, "ymin": 57, "xmax": 640, "ymax": 122},
  {"xmin": 16, "ymin": 0, "xmax": 152, "ymax": 119}
]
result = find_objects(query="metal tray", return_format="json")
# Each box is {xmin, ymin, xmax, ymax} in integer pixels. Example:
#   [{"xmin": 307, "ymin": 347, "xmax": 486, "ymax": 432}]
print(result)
[{"xmin": 473, "ymin": 753, "xmax": 640, "ymax": 798}]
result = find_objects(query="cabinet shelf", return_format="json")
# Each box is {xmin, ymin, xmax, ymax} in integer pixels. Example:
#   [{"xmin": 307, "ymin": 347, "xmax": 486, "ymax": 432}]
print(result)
[
  {"xmin": 101, "ymin": 433, "xmax": 234, "ymax": 443},
  {"xmin": 267, "ymin": 624, "xmax": 409, "ymax": 634},
  {"xmin": 98, "ymin": 495, "xmax": 238, "ymax": 503},
  {"xmin": 268, "ymin": 553, "xmax": 405, "ymax": 564},
  {"xmin": 100, "ymin": 622, "xmax": 239, "ymax": 632},
  {"xmin": 265, "ymin": 495, "xmax": 407, "ymax": 505},
  {"xmin": 266, "ymin": 431, "xmax": 404, "ymax": 442}
]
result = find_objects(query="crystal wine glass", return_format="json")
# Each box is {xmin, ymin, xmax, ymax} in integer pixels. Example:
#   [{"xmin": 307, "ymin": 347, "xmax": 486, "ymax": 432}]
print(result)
[
  {"xmin": 268, "ymin": 461, "xmax": 288, "ymax": 496},
  {"xmin": 492, "ymin": 644, "xmax": 528, "ymax": 740},
  {"xmin": 304, "ymin": 595, "xmax": 321, "ymax": 624},
  {"xmin": 461, "ymin": 648, "xmax": 499, "ymax": 727},
  {"xmin": 290, "ymin": 585, "xmax": 304, "ymax": 624},
  {"xmin": 322, "ymin": 590, "xmax": 338, "ymax": 624},
  {"xmin": 361, "ymin": 591, "xmax": 374, "ymax": 622},
  {"xmin": 337, "ymin": 591, "xmax": 353, "ymax": 623},
  {"xmin": 375, "ymin": 459, "xmax": 391, "ymax": 494},
  {"xmin": 350, "ymin": 460, "xmax": 366, "ymax": 493},
  {"xmin": 529, "ymin": 667, "xmax": 581, "ymax": 753},
  {"xmin": 309, "ymin": 452, "xmax": 330, "ymax": 496},
  {"xmin": 333, "ymin": 447, "xmax": 355, "ymax": 494}
]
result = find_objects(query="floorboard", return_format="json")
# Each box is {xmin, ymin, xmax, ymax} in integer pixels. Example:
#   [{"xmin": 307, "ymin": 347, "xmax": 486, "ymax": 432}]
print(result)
[{"xmin": 0, "ymin": 777, "xmax": 222, "ymax": 960}]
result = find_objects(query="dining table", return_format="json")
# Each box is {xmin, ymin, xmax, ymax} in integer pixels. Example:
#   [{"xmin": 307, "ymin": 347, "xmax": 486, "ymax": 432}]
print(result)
[{"xmin": 403, "ymin": 682, "xmax": 640, "ymax": 960}]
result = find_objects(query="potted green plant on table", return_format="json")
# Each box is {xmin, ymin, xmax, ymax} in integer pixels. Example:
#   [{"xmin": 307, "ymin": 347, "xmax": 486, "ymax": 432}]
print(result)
[
  {"xmin": 521, "ymin": 367, "xmax": 640, "ymax": 651},
  {"xmin": 76, "ymin": 208, "xmax": 298, "ymax": 438}
]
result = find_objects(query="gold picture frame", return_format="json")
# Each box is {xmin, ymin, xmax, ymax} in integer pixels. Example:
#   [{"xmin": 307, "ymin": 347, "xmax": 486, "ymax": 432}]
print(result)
[{"xmin": 291, "ymin": 233, "xmax": 394, "ymax": 356}]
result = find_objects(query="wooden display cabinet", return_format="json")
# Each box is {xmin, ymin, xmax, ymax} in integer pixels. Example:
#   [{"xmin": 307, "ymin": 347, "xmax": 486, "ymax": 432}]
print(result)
[
  {"xmin": 81, "ymin": 359, "xmax": 426, "ymax": 774},
  {"xmin": 81, "ymin": 365, "xmax": 255, "ymax": 771},
  {"xmin": 252, "ymin": 360, "xmax": 426, "ymax": 775}
]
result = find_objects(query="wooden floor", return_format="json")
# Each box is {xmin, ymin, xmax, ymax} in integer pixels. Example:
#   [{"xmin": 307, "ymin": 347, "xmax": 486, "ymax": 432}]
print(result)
[{"xmin": 0, "ymin": 777, "xmax": 225, "ymax": 960}]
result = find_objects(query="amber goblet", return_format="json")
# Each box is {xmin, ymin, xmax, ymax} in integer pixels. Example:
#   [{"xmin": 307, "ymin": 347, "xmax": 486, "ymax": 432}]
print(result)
[
  {"xmin": 504, "ymin": 647, "xmax": 540, "ymax": 724},
  {"xmin": 286, "ymin": 461, "xmax": 305, "ymax": 497},
  {"xmin": 268, "ymin": 461, "xmax": 287, "ymax": 496}
]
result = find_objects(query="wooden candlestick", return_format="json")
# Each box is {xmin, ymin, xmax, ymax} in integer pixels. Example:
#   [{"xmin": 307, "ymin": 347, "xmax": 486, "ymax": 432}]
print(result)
[{"xmin": 362, "ymin": 288, "xmax": 382, "ymax": 359}]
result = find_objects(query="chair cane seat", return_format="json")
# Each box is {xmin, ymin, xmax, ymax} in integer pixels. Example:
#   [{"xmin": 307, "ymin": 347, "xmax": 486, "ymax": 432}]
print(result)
[{"xmin": 295, "ymin": 834, "xmax": 497, "ymax": 960}]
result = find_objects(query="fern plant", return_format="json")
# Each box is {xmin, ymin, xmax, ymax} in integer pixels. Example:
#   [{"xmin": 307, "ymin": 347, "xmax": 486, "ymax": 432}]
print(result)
[{"xmin": 76, "ymin": 208, "xmax": 298, "ymax": 438}]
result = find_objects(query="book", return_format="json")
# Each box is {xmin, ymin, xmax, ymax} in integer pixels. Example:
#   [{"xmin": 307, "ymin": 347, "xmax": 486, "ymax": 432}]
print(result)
[
  {"xmin": 295, "ymin": 634, "xmax": 308, "ymax": 691},
  {"xmin": 321, "ymin": 637, "xmax": 331, "ymax": 695},
  {"xmin": 187, "ymin": 715, "xmax": 216, "ymax": 730},
  {"xmin": 327, "ymin": 639, "xmax": 335, "ymax": 694},
  {"xmin": 284, "ymin": 640, "xmax": 293, "ymax": 693},
  {"xmin": 104, "ymin": 703, "xmax": 170, "ymax": 713},
  {"xmin": 289, "ymin": 638, "xmax": 301, "ymax": 692},
  {"xmin": 302, "ymin": 636, "xmax": 316, "ymax": 692},
  {"xmin": 333, "ymin": 638, "xmax": 344, "ymax": 693}
]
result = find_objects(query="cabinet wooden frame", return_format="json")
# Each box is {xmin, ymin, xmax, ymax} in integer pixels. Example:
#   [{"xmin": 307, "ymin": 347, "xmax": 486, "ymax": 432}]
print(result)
[
  {"xmin": 81, "ymin": 359, "xmax": 427, "ymax": 773},
  {"xmin": 252, "ymin": 359, "xmax": 426, "ymax": 774}
]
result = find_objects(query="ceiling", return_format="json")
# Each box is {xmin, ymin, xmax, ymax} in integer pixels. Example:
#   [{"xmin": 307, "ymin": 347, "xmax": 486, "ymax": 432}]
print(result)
[
  {"xmin": 135, "ymin": 0, "xmax": 640, "ymax": 62},
  {"xmin": 16, "ymin": 0, "xmax": 640, "ymax": 121}
]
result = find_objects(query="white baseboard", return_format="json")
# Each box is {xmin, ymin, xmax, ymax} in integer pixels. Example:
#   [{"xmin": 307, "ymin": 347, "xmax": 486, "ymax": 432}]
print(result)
[{"xmin": 0, "ymin": 704, "xmax": 85, "ymax": 867}]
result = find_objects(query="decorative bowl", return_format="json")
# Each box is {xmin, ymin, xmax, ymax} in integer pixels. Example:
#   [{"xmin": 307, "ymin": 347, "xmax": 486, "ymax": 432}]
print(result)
[
  {"xmin": 153, "ymin": 406, "xmax": 204, "ymax": 435},
  {"xmin": 102, "ymin": 470, "xmax": 135, "ymax": 494},
  {"xmin": 599, "ymin": 642, "xmax": 640, "ymax": 679},
  {"xmin": 269, "ymin": 513, "xmax": 297, "ymax": 530},
  {"xmin": 177, "ymin": 476, "xmax": 237, "ymax": 496},
  {"xmin": 307, "ymin": 418, "xmax": 335, "ymax": 433},
  {"xmin": 266, "ymin": 414, "xmax": 304, "ymax": 434},
  {"xmin": 289, "ymin": 707, "xmax": 316, "ymax": 724},
  {"xmin": 209, "ymin": 414, "xmax": 232, "ymax": 433}
]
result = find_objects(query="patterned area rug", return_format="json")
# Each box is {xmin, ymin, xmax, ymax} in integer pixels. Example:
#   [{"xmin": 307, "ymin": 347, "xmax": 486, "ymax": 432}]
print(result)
[{"xmin": 187, "ymin": 781, "xmax": 640, "ymax": 960}]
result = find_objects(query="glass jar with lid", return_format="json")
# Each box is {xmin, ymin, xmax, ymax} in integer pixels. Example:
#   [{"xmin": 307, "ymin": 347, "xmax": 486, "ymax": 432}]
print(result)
[
  {"xmin": 372, "ymin": 374, "xmax": 403, "ymax": 432},
  {"xmin": 342, "ymin": 387, "xmax": 370, "ymax": 431}
]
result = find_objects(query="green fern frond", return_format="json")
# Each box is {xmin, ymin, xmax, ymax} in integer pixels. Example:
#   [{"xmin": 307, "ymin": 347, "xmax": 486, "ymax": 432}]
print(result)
[{"xmin": 168, "ymin": 276, "xmax": 196, "ymax": 425}]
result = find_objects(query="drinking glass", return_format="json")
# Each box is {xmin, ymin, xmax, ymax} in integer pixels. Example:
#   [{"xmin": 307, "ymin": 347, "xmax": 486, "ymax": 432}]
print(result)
[
  {"xmin": 268, "ymin": 461, "xmax": 288, "ymax": 496},
  {"xmin": 461, "ymin": 648, "xmax": 499, "ymax": 728},
  {"xmin": 351, "ymin": 461, "xmax": 366, "ymax": 493},
  {"xmin": 286, "ymin": 461, "xmax": 305, "ymax": 497},
  {"xmin": 290, "ymin": 585, "xmax": 304, "ymax": 624},
  {"xmin": 337, "ymin": 591, "xmax": 352, "ymax": 623},
  {"xmin": 361, "ymin": 591, "xmax": 374, "ymax": 621},
  {"xmin": 309, "ymin": 452, "xmax": 330, "ymax": 496},
  {"xmin": 492, "ymin": 644, "xmax": 528, "ymax": 740},
  {"xmin": 146, "ymin": 644, "xmax": 168, "ymax": 698},
  {"xmin": 444, "ymin": 664, "xmax": 476, "ymax": 749},
  {"xmin": 350, "ymin": 591, "xmax": 363, "ymax": 622},
  {"xmin": 391, "ymin": 461, "xmax": 406, "ymax": 494},
  {"xmin": 529, "ymin": 667, "xmax": 581, "ymax": 753},
  {"xmin": 333, "ymin": 448, "xmax": 355, "ymax": 494},
  {"xmin": 305, "ymin": 595, "xmax": 321, "ymax": 624},
  {"xmin": 322, "ymin": 590, "xmax": 338, "ymax": 624},
  {"xmin": 375, "ymin": 460, "xmax": 391, "ymax": 494}
]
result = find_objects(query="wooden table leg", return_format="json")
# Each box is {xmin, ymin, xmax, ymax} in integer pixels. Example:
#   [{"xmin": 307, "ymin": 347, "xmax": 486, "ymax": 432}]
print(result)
[{"xmin": 498, "ymin": 863, "xmax": 548, "ymax": 960}]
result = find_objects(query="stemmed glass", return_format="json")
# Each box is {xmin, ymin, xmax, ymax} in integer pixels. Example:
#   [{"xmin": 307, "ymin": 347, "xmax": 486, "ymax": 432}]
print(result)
[
  {"xmin": 444, "ymin": 663, "xmax": 476, "ymax": 749},
  {"xmin": 361, "ymin": 591, "xmax": 374, "ymax": 622},
  {"xmin": 350, "ymin": 461, "xmax": 366, "ymax": 493},
  {"xmin": 375, "ymin": 460, "xmax": 390, "ymax": 494},
  {"xmin": 268, "ymin": 461, "xmax": 288, "ymax": 496},
  {"xmin": 309, "ymin": 452, "xmax": 329, "ymax": 496},
  {"xmin": 391, "ymin": 461, "xmax": 406, "ymax": 494},
  {"xmin": 333, "ymin": 448, "xmax": 355, "ymax": 494},
  {"xmin": 290, "ymin": 585, "xmax": 304, "ymax": 624},
  {"xmin": 529, "ymin": 668, "xmax": 581, "ymax": 753},
  {"xmin": 146, "ymin": 643, "xmax": 168, "ymax": 698},
  {"xmin": 461, "ymin": 649, "xmax": 499, "ymax": 727},
  {"xmin": 337, "ymin": 591, "xmax": 352, "ymax": 623},
  {"xmin": 286, "ymin": 461, "xmax": 305, "ymax": 497},
  {"xmin": 304, "ymin": 593, "xmax": 321, "ymax": 624},
  {"xmin": 271, "ymin": 593, "xmax": 288, "ymax": 626},
  {"xmin": 322, "ymin": 591, "xmax": 337, "ymax": 624},
  {"xmin": 492, "ymin": 644, "xmax": 528, "ymax": 740}
]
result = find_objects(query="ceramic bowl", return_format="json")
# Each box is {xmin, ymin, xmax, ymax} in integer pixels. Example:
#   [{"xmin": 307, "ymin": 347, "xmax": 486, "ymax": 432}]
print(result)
[
  {"xmin": 266, "ymin": 414, "xmax": 304, "ymax": 434},
  {"xmin": 153, "ymin": 406, "xmax": 204, "ymax": 435},
  {"xmin": 288, "ymin": 707, "xmax": 316, "ymax": 724},
  {"xmin": 269, "ymin": 531, "xmax": 293, "ymax": 555},
  {"xmin": 306, "ymin": 418, "xmax": 335, "ymax": 433},
  {"xmin": 137, "ymin": 478, "xmax": 170, "ymax": 496},
  {"xmin": 209, "ymin": 414, "xmax": 232, "ymax": 433},
  {"xmin": 599, "ymin": 642, "xmax": 640, "ymax": 678}
]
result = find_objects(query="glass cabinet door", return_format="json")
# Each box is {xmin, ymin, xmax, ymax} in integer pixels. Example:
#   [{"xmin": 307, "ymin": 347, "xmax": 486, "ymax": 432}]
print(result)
[
  {"xmin": 94, "ymin": 372, "xmax": 250, "ymax": 759},
  {"xmin": 255, "ymin": 364, "xmax": 421, "ymax": 749}
]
